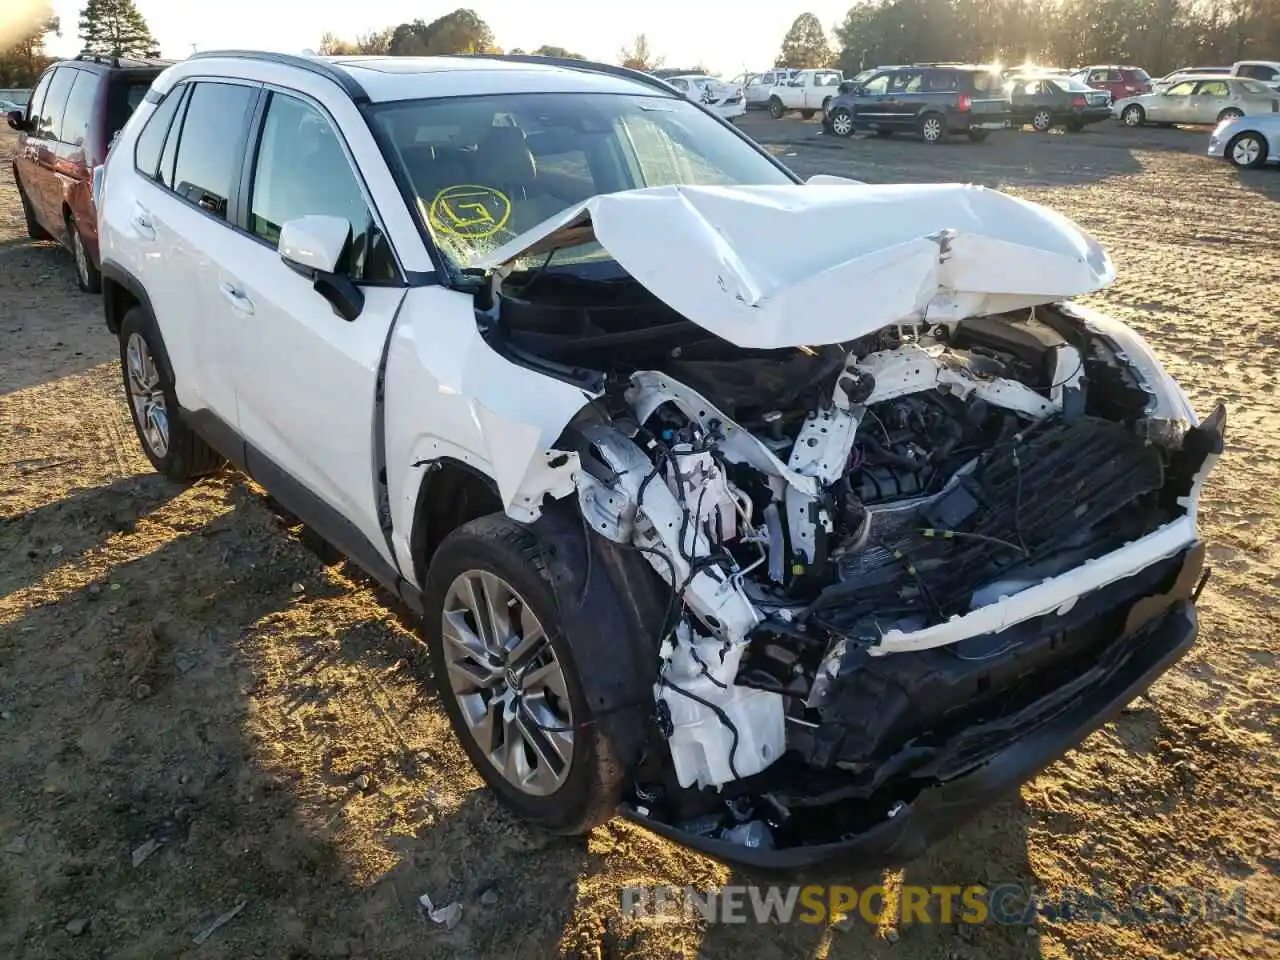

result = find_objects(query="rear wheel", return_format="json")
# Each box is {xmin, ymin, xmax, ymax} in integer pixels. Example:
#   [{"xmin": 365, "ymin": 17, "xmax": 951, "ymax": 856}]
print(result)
[
  {"xmin": 1121, "ymin": 104, "xmax": 1145, "ymax": 127},
  {"xmin": 68, "ymin": 214, "xmax": 101, "ymax": 294},
  {"xmin": 1217, "ymin": 107, "xmax": 1244, "ymax": 125},
  {"xmin": 118, "ymin": 307, "xmax": 225, "ymax": 481},
  {"xmin": 768, "ymin": 96, "xmax": 785, "ymax": 119},
  {"xmin": 423, "ymin": 514, "xmax": 626, "ymax": 834},
  {"xmin": 1227, "ymin": 131, "xmax": 1268, "ymax": 168},
  {"xmin": 919, "ymin": 113, "xmax": 946, "ymax": 144},
  {"xmin": 800, "ymin": 109, "xmax": 815, "ymax": 120},
  {"xmin": 1065, "ymin": 120, "xmax": 1084, "ymax": 132},
  {"xmin": 967, "ymin": 129, "xmax": 990, "ymax": 142},
  {"xmin": 1031, "ymin": 108, "xmax": 1053, "ymax": 132},
  {"xmin": 829, "ymin": 108, "xmax": 855, "ymax": 137}
]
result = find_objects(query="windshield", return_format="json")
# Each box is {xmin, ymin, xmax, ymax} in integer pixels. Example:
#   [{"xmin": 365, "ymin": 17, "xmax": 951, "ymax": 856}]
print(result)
[{"xmin": 369, "ymin": 92, "xmax": 793, "ymax": 272}]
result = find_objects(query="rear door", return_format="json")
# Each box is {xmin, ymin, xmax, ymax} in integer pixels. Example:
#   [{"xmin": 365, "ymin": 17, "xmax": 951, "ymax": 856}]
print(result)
[
  {"xmin": 1150, "ymin": 79, "xmax": 1196, "ymax": 122},
  {"xmin": 219, "ymin": 88, "xmax": 406, "ymax": 561},
  {"xmin": 1188, "ymin": 79, "xmax": 1231, "ymax": 123}
]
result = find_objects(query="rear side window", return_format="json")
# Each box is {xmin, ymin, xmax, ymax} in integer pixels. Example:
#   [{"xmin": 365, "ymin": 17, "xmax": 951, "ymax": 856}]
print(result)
[
  {"xmin": 107, "ymin": 77, "xmax": 159, "ymax": 140},
  {"xmin": 248, "ymin": 92, "xmax": 396, "ymax": 281},
  {"xmin": 1238, "ymin": 63, "xmax": 1277, "ymax": 81},
  {"xmin": 134, "ymin": 86, "xmax": 184, "ymax": 178},
  {"xmin": 170, "ymin": 81, "xmax": 256, "ymax": 220},
  {"xmin": 925, "ymin": 71, "xmax": 959, "ymax": 92},
  {"xmin": 60, "ymin": 70, "xmax": 101, "ymax": 147},
  {"xmin": 1125, "ymin": 68, "xmax": 1151, "ymax": 82},
  {"xmin": 37, "ymin": 67, "xmax": 76, "ymax": 141},
  {"xmin": 1196, "ymin": 80, "xmax": 1229, "ymax": 97}
]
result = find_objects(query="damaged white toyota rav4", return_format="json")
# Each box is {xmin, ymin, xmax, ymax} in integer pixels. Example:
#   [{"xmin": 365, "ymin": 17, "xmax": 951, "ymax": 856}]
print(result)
[{"xmin": 98, "ymin": 52, "xmax": 1224, "ymax": 868}]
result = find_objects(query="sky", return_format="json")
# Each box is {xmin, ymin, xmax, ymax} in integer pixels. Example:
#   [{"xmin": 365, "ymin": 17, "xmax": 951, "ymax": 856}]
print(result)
[{"xmin": 43, "ymin": 0, "xmax": 855, "ymax": 79}]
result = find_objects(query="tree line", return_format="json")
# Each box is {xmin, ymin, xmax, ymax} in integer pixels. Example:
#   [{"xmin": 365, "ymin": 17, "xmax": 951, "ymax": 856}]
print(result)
[{"xmin": 4, "ymin": 0, "xmax": 1278, "ymax": 91}]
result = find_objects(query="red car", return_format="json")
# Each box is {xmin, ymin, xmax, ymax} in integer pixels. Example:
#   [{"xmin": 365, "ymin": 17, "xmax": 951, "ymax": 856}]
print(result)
[
  {"xmin": 1071, "ymin": 64, "xmax": 1152, "ymax": 101},
  {"xmin": 6, "ymin": 54, "xmax": 169, "ymax": 293}
]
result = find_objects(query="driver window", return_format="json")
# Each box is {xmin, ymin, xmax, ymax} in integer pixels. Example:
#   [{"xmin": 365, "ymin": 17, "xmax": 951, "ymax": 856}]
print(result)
[
  {"xmin": 903, "ymin": 73, "xmax": 925, "ymax": 93},
  {"xmin": 861, "ymin": 74, "xmax": 890, "ymax": 95},
  {"xmin": 1195, "ymin": 80, "xmax": 1229, "ymax": 97},
  {"xmin": 249, "ymin": 92, "xmax": 396, "ymax": 282},
  {"xmin": 1166, "ymin": 80, "xmax": 1196, "ymax": 96}
]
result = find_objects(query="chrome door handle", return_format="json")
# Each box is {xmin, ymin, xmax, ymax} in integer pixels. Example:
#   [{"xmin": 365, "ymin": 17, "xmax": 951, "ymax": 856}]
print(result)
[{"xmin": 219, "ymin": 282, "xmax": 255, "ymax": 315}]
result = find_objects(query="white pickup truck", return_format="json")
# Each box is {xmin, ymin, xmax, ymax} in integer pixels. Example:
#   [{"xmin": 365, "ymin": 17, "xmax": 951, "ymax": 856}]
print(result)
[{"xmin": 766, "ymin": 68, "xmax": 844, "ymax": 119}]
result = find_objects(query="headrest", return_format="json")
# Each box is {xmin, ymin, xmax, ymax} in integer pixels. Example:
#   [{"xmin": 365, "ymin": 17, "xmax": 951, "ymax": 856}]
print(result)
[{"xmin": 471, "ymin": 126, "xmax": 537, "ymax": 188}]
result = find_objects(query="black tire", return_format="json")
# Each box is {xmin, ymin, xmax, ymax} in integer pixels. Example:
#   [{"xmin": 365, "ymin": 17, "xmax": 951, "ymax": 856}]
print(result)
[
  {"xmin": 821, "ymin": 96, "xmax": 832, "ymax": 113},
  {"xmin": 800, "ymin": 109, "xmax": 816, "ymax": 120},
  {"xmin": 919, "ymin": 112, "xmax": 946, "ymax": 144},
  {"xmin": 1226, "ymin": 131, "xmax": 1268, "ymax": 168},
  {"xmin": 829, "ymin": 107, "xmax": 855, "ymax": 138},
  {"xmin": 15, "ymin": 174, "xmax": 50, "ymax": 241},
  {"xmin": 68, "ymin": 214, "xmax": 102, "ymax": 294},
  {"xmin": 967, "ymin": 129, "xmax": 990, "ymax": 142},
  {"xmin": 1065, "ymin": 120, "xmax": 1084, "ymax": 132},
  {"xmin": 1031, "ymin": 108, "xmax": 1053, "ymax": 132},
  {"xmin": 1217, "ymin": 108, "xmax": 1244, "ymax": 125},
  {"xmin": 423, "ymin": 514, "xmax": 627, "ymax": 834},
  {"xmin": 118, "ymin": 307, "xmax": 225, "ymax": 481},
  {"xmin": 768, "ymin": 96, "xmax": 785, "ymax": 119},
  {"xmin": 1121, "ymin": 104, "xmax": 1145, "ymax": 127}
]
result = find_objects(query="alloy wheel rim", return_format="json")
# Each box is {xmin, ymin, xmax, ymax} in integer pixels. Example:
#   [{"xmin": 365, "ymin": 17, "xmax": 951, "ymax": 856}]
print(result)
[
  {"xmin": 1035, "ymin": 110, "xmax": 1051, "ymax": 130},
  {"xmin": 441, "ymin": 570, "xmax": 574, "ymax": 797},
  {"xmin": 1233, "ymin": 137, "xmax": 1260, "ymax": 165},
  {"xmin": 1124, "ymin": 107, "xmax": 1140, "ymax": 126},
  {"xmin": 125, "ymin": 333, "xmax": 169, "ymax": 459},
  {"xmin": 833, "ymin": 113, "xmax": 853, "ymax": 135},
  {"xmin": 923, "ymin": 118, "xmax": 942, "ymax": 140}
]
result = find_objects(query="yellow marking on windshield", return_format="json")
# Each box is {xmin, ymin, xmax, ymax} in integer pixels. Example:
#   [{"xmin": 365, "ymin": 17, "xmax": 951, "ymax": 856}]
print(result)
[{"xmin": 428, "ymin": 185, "xmax": 512, "ymax": 239}]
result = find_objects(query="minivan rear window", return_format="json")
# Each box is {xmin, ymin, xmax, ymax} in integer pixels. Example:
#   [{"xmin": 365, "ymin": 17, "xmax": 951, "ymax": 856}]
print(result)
[
  {"xmin": 107, "ymin": 75, "xmax": 160, "ymax": 139},
  {"xmin": 969, "ymin": 71, "xmax": 1003, "ymax": 92}
]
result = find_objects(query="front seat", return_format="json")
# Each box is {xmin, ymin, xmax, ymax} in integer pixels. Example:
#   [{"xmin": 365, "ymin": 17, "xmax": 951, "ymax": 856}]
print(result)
[{"xmin": 468, "ymin": 126, "xmax": 566, "ymax": 235}]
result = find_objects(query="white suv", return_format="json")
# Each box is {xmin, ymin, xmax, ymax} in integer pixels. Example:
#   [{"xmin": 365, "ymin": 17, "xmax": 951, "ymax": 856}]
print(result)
[{"xmin": 98, "ymin": 51, "xmax": 1223, "ymax": 869}]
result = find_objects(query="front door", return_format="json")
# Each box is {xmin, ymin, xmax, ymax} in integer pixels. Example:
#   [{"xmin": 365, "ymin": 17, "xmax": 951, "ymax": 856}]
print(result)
[
  {"xmin": 1150, "ymin": 80, "xmax": 1196, "ymax": 122},
  {"xmin": 217, "ymin": 89, "xmax": 406, "ymax": 562},
  {"xmin": 853, "ymin": 72, "xmax": 892, "ymax": 127}
]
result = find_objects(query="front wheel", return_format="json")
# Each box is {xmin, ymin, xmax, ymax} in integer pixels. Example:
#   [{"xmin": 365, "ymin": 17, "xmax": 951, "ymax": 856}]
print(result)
[
  {"xmin": 768, "ymin": 97, "xmax": 785, "ymax": 119},
  {"xmin": 1227, "ymin": 131, "xmax": 1268, "ymax": 168},
  {"xmin": 423, "ymin": 514, "xmax": 626, "ymax": 834},
  {"xmin": 1031, "ymin": 108, "xmax": 1053, "ymax": 132},
  {"xmin": 118, "ymin": 307, "xmax": 225, "ymax": 481},
  {"xmin": 1121, "ymin": 104, "xmax": 1145, "ymax": 127},
  {"xmin": 829, "ymin": 108, "xmax": 855, "ymax": 137},
  {"xmin": 919, "ymin": 113, "xmax": 946, "ymax": 144}
]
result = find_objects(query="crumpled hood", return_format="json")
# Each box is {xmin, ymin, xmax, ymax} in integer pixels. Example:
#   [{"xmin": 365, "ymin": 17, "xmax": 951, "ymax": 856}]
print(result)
[{"xmin": 474, "ymin": 183, "xmax": 1115, "ymax": 349}]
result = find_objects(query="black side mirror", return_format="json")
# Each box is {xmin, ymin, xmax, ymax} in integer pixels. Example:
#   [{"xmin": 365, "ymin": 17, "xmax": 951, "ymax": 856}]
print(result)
[
  {"xmin": 6, "ymin": 110, "xmax": 27, "ymax": 132},
  {"xmin": 313, "ymin": 272, "xmax": 364, "ymax": 322}
]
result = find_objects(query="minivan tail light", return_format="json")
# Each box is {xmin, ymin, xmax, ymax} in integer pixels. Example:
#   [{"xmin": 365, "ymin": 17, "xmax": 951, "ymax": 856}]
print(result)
[{"xmin": 957, "ymin": 94, "xmax": 972, "ymax": 112}]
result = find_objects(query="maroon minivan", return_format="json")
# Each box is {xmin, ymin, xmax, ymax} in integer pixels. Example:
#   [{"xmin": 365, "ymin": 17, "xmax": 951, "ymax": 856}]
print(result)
[{"xmin": 7, "ymin": 54, "xmax": 169, "ymax": 293}]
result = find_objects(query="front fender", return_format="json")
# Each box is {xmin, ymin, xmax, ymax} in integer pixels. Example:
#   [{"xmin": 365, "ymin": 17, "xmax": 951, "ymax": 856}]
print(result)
[{"xmin": 383, "ymin": 285, "xmax": 591, "ymax": 576}]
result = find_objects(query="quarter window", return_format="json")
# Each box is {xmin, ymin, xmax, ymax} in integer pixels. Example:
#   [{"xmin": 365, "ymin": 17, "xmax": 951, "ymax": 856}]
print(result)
[
  {"xmin": 133, "ymin": 86, "xmax": 184, "ymax": 178},
  {"xmin": 248, "ymin": 92, "xmax": 395, "ymax": 282},
  {"xmin": 60, "ymin": 70, "xmax": 101, "ymax": 147},
  {"xmin": 170, "ymin": 81, "xmax": 256, "ymax": 220},
  {"xmin": 37, "ymin": 67, "xmax": 76, "ymax": 141}
]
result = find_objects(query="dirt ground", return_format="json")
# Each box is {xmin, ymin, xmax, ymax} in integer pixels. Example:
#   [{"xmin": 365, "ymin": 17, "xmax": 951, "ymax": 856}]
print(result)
[{"xmin": 1, "ymin": 119, "xmax": 1277, "ymax": 959}]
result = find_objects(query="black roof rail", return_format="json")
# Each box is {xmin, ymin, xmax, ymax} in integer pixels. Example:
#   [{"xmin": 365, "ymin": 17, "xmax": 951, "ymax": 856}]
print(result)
[
  {"xmin": 187, "ymin": 49, "xmax": 370, "ymax": 103},
  {"xmin": 75, "ymin": 51, "xmax": 121, "ymax": 67},
  {"xmin": 446, "ymin": 53, "xmax": 679, "ymax": 96}
]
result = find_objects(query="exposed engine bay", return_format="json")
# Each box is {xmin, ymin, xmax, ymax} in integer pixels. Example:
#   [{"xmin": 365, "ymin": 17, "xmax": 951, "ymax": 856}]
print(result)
[{"xmin": 480, "ymin": 267, "xmax": 1221, "ymax": 855}]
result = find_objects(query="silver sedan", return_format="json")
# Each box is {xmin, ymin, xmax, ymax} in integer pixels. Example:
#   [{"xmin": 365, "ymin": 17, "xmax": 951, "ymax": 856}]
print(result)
[
  {"xmin": 1114, "ymin": 75, "xmax": 1280, "ymax": 127},
  {"xmin": 1208, "ymin": 112, "xmax": 1280, "ymax": 167}
]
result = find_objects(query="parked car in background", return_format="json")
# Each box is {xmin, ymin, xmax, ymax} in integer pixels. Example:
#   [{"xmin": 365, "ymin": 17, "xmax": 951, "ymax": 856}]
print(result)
[
  {"xmin": 1114, "ymin": 75, "xmax": 1280, "ymax": 127},
  {"xmin": 767, "ymin": 67, "xmax": 843, "ymax": 118},
  {"xmin": 0, "ymin": 98, "xmax": 23, "ymax": 113},
  {"xmin": 1231, "ymin": 60, "xmax": 1280, "ymax": 90},
  {"xmin": 1006, "ymin": 74, "xmax": 1112, "ymax": 131},
  {"xmin": 1153, "ymin": 66, "xmax": 1229, "ymax": 92},
  {"xmin": 735, "ymin": 68, "xmax": 797, "ymax": 108},
  {"xmin": 665, "ymin": 74, "xmax": 746, "ymax": 122},
  {"xmin": 1072, "ymin": 65, "xmax": 1152, "ymax": 101},
  {"xmin": 824, "ymin": 64, "xmax": 1011, "ymax": 143},
  {"xmin": 1207, "ymin": 112, "xmax": 1280, "ymax": 167},
  {"xmin": 6, "ymin": 53, "xmax": 168, "ymax": 293}
]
